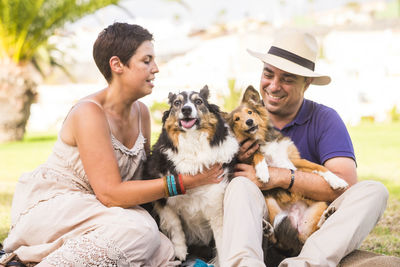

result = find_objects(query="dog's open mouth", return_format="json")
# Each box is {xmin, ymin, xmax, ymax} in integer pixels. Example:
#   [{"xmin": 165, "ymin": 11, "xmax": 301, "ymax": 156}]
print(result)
[
  {"xmin": 180, "ymin": 118, "xmax": 198, "ymax": 129},
  {"xmin": 245, "ymin": 125, "xmax": 259, "ymax": 134}
]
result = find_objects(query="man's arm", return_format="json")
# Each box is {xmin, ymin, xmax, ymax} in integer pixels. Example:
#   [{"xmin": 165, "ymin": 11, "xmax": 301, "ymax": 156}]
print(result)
[
  {"xmin": 278, "ymin": 156, "xmax": 356, "ymax": 202},
  {"xmin": 235, "ymin": 157, "xmax": 356, "ymax": 203}
]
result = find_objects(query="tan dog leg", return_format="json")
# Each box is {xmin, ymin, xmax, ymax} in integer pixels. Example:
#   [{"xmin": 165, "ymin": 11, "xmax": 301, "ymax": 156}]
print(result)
[
  {"xmin": 298, "ymin": 201, "xmax": 328, "ymax": 243},
  {"xmin": 290, "ymin": 158, "xmax": 327, "ymax": 173},
  {"xmin": 265, "ymin": 197, "xmax": 282, "ymax": 225},
  {"xmin": 290, "ymin": 158, "xmax": 348, "ymax": 190}
]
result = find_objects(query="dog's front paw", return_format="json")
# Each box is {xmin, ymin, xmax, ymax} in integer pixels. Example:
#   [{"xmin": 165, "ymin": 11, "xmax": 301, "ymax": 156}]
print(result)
[
  {"xmin": 262, "ymin": 219, "xmax": 277, "ymax": 244},
  {"xmin": 256, "ymin": 161, "xmax": 270, "ymax": 183},
  {"xmin": 317, "ymin": 206, "xmax": 336, "ymax": 228},
  {"xmin": 174, "ymin": 244, "xmax": 188, "ymax": 261},
  {"xmin": 315, "ymin": 171, "xmax": 348, "ymax": 190}
]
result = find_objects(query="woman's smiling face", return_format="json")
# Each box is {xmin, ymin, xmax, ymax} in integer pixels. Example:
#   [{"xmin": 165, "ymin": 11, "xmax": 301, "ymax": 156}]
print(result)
[{"xmin": 122, "ymin": 40, "xmax": 159, "ymax": 98}]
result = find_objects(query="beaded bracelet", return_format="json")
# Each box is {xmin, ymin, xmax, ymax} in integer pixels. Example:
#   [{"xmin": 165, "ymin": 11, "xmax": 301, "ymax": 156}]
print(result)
[
  {"xmin": 163, "ymin": 176, "xmax": 170, "ymax": 197},
  {"xmin": 170, "ymin": 175, "xmax": 178, "ymax": 196},
  {"xmin": 167, "ymin": 175, "xmax": 173, "ymax": 196},
  {"xmin": 164, "ymin": 174, "xmax": 186, "ymax": 197},
  {"xmin": 178, "ymin": 174, "xmax": 186, "ymax": 194}
]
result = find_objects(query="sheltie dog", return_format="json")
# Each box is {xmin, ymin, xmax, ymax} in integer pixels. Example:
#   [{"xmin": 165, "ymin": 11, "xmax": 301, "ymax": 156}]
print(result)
[
  {"xmin": 227, "ymin": 86, "xmax": 348, "ymax": 258},
  {"xmin": 144, "ymin": 86, "xmax": 239, "ymax": 264}
]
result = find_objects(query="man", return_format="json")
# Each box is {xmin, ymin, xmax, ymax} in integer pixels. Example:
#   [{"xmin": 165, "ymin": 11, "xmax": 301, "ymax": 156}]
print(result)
[{"xmin": 220, "ymin": 29, "xmax": 389, "ymax": 267}]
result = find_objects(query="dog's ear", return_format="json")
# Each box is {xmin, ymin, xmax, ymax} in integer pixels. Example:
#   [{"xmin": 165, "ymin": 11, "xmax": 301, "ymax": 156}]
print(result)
[
  {"xmin": 161, "ymin": 109, "xmax": 170, "ymax": 123},
  {"xmin": 168, "ymin": 92, "xmax": 176, "ymax": 105},
  {"xmin": 208, "ymin": 103, "xmax": 220, "ymax": 114},
  {"xmin": 199, "ymin": 85, "xmax": 210, "ymax": 100},
  {"xmin": 220, "ymin": 111, "xmax": 230, "ymax": 123},
  {"xmin": 242, "ymin": 85, "xmax": 260, "ymax": 104}
]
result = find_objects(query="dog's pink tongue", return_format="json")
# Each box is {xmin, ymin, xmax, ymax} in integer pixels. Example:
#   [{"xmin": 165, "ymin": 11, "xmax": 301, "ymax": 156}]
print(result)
[{"xmin": 181, "ymin": 119, "xmax": 196, "ymax": 128}]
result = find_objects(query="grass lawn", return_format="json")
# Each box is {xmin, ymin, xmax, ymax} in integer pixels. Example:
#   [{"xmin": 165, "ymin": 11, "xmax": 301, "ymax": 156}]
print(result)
[{"xmin": 0, "ymin": 122, "xmax": 399, "ymax": 256}]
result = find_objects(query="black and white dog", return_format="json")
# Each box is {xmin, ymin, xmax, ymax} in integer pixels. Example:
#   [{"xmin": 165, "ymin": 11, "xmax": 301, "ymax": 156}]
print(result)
[{"xmin": 144, "ymin": 86, "xmax": 239, "ymax": 264}]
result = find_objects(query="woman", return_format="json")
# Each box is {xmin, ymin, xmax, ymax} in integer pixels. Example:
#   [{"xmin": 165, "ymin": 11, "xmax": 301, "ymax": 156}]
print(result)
[{"xmin": 2, "ymin": 22, "xmax": 224, "ymax": 266}]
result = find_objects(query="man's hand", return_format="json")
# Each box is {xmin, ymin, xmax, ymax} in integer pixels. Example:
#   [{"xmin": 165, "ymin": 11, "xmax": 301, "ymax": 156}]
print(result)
[
  {"xmin": 234, "ymin": 163, "xmax": 290, "ymax": 190},
  {"xmin": 237, "ymin": 139, "xmax": 259, "ymax": 162}
]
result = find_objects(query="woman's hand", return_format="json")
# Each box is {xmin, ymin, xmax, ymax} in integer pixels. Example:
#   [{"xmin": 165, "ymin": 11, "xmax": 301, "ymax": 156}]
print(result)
[
  {"xmin": 237, "ymin": 139, "xmax": 259, "ymax": 162},
  {"xmin": 182, "ymin": 164, "xmax": 225, "ymax": 189}
]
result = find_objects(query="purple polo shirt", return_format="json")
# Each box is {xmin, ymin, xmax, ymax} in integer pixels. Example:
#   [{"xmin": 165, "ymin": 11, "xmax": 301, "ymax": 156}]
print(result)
[{"xmin": 278, "ymin": 99, "xmax": 356, "ymax": 165}]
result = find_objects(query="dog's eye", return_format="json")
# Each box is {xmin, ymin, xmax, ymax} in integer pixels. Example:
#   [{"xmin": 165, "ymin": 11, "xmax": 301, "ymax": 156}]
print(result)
[
  {"xmin": 248, "ymin": 110, "xmax": 252, "ymax": 115},
  {"xmin": 195, "ymin": 99, "xmax": 203, "ymax": 105},
  {"xmin": 173, "ymin": 100, "xmax": 182, "ymax": 107},
  {"xmin": 235, "ymin": 117, "xmax": 240, "ymax": 121}
]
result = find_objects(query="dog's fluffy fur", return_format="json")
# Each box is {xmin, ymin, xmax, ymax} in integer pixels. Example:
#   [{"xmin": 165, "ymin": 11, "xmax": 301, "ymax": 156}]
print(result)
[
  {"xmin": 227, "ymin": 86, "xmax": 348, "ymax": 257},
  {"xmin": 144, "ymin": 86, "xmax": 239, "ymax": 263}
]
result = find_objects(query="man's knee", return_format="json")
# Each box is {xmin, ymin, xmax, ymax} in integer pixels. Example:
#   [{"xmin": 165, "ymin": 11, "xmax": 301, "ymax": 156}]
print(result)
[
  {"xmin": 225, "ymin": 177, "xmax": 266, "ymax": 211},
  {"xmin": 353, "ymin": 180, "xmax": 389, "ymax": 204},
  {"xmin": 226, "ymin": 176, "xmax": 260, "ymax": 195}
]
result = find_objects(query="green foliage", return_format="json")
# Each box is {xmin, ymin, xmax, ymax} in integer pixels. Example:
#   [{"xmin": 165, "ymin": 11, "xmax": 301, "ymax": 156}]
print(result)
[
  {"xmin": 149, "ymin": 100, "xmax": 170, "ymax": 125},
  {"xmin": 389, "ymin": 105, "xmax": 400, "ymax": 122},
  {"xmin": 0, "ymin": 0, "xmax": 119, "ymax": 63},
  {"xmin": 373, "ymin": 0, "xmax": 400, "ymax": 19},
  {"xmin": 221, "ymin": 78, "xmax": 243, "ymax": 112}
]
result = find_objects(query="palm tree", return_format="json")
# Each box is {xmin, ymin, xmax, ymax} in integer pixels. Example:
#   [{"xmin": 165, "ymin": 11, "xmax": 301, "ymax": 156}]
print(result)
[{"xmin": 0, "ymin": 0, "xmax": 120, "ymax": 142}]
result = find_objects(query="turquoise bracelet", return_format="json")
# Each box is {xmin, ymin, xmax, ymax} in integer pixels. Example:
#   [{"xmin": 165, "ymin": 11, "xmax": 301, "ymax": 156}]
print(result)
[
  {"xmin": 170, "ymin": 175, "xmax": 178, "ymax": 196},
  {"xmin": 167, "ymin": 175, "xmax": 174, "ymax": 196}
]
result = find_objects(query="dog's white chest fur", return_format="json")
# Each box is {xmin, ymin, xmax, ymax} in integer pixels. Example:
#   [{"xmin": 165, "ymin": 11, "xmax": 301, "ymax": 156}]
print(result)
[
  {"xmin": 260, "ymin": 139, "xmax": 296, "ymax": 169},
  {"xmin": 157, "ymin": 129, "xmax": 238, "ymax": 263},
  {"xmin": 164, "ymin": 130, "xmax": 238, "ymax": 175}
]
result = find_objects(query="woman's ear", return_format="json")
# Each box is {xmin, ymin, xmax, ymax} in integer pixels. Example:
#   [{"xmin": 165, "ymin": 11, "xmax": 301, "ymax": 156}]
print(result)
[{"xmin": 109, "ymin": 56, "xmax": 124, "ymax": 75}]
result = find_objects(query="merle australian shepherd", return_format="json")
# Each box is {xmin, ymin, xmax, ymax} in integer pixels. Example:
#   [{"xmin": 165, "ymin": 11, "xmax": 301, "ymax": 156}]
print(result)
[
  {"xmin": 144, "ymin": 86, "xmax": 239, "ymax": 264},
  {"xmin": 227, "ymin": 86, "xmax": 348, "ymax": 262}
]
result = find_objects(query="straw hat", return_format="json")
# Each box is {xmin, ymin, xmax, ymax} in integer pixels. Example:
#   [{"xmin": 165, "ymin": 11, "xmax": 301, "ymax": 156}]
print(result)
[{"xmin": 247, "ymin": 29, "xmax": 331, "ymax": 85}]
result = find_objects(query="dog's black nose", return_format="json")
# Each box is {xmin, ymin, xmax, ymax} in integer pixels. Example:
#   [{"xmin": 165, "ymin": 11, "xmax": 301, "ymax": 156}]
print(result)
[
  {"xmin": 246, "ymin": 119, "xmax": 253, "ymax": 126},
  {"xmin": 182, "ymin": 106, "xmax": 192, "ymax": 116}
]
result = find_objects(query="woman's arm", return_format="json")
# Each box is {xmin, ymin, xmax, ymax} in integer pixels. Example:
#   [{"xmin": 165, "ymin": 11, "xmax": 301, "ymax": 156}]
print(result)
[{"xmin": 66, "ymin": 102, "xmax": 224, "ymax": 208}]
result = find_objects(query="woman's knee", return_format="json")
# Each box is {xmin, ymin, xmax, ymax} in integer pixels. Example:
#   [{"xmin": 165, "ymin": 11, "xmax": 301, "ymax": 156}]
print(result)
[{"xmin": 99, "ymin": 207, "xmax": 162, "ymax": 259}]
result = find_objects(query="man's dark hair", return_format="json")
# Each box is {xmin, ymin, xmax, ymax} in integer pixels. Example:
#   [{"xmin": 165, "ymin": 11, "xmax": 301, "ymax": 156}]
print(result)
[{"xmin": 93, "ymin": 22, "xmax": 153, "ymax": 83}]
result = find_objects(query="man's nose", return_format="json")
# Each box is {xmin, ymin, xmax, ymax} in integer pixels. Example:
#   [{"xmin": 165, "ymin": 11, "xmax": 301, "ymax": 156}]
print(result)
[{"xmin": 268, "ymin": 77, "xmax": 280, "ymax": 92}]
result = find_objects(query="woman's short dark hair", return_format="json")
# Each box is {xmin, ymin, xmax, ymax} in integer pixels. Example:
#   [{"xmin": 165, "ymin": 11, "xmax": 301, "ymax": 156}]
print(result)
[{"xmin": 93, "ymin": 22, "xmax": 153, "ymax": 83}]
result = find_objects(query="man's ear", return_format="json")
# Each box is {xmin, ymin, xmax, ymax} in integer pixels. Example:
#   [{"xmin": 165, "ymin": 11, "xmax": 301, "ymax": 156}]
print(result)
[
  {"xmin": 110, "ymin": 56, "xmax": 123, "ymax": 74},
  {"xmin": 303, "ymin": 77, "xmax": 313, "ymax": 92}
]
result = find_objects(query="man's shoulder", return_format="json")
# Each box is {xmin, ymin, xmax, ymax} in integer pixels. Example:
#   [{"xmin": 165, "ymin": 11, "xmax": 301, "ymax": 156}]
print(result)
[{"xmin": 304, "ymin": 99, "xmax": 340, "ymax": 121}]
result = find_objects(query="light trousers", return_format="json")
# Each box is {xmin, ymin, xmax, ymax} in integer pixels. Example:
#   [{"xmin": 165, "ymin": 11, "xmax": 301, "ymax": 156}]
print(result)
[{"xmin": 220, "ymin": 177, "xmax": 389, "ymax": 267}]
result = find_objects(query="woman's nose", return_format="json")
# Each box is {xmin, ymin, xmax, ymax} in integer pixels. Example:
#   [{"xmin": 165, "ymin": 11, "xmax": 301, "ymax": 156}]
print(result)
[{"xmin": 152, "ymin": 62, "xmax": 159, "ymax": 73}]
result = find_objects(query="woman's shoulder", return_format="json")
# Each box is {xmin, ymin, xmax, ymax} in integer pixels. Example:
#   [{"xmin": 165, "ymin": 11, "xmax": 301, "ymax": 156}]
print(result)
[
  {"xmin": 136, "ymin": 101, "xmax": 150, "ymax": 120},
  {"xmin": 60, "ymin": 97, "xmax": 108, "ymax": 146}
]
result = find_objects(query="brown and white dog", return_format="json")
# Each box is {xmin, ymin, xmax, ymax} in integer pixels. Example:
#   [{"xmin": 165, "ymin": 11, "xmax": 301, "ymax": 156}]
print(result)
[
  {"xmin": 227, "ymin": 86, "xmax": 348, "ymax": 257},
  {"xmin": 144, "ymin": 86, "xmax": 239, "ymax": 264}
]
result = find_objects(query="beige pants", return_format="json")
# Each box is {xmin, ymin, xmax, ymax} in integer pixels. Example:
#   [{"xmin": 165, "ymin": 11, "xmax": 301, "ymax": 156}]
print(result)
[{"xmin": 220, "ymin": 177, "xmax": 389, "ymax": 267}]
